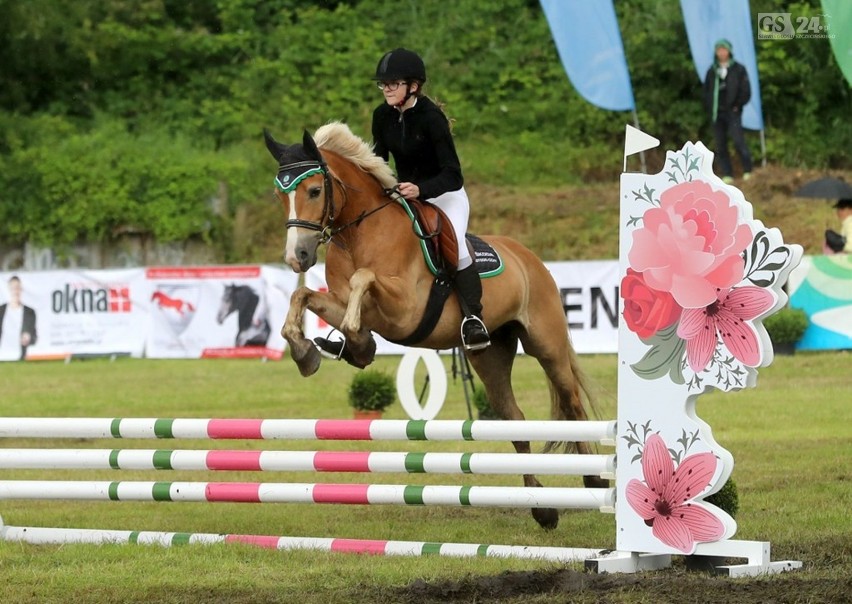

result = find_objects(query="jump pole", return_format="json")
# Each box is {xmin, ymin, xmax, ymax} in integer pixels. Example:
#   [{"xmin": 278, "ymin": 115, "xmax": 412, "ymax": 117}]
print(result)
[
  {"xmin": 0, "ymin": 448, "xmax": 615, "ymax": 478},
  {"xmin": 0, "ymin": 522, "xmax": 608, "ymax": 564},
  {"xmin": 0, "ymin": 417, "xmax": 616, "ymax": 444}
]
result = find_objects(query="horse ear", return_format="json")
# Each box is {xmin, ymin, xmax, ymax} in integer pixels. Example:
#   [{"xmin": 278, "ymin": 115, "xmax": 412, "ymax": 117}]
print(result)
[
  {"xmin": 302, "ymin": 129, "xmax": 323, "ymax": 163},
  {"xmin": 263, "ymin": 129, "xmax": 287, "ymax": 162}
]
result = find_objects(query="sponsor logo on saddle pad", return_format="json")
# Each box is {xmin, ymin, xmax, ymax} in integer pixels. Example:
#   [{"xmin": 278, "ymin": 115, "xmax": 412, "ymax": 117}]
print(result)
[{"xmin": 466, "ymin": 235, "xmax": 503, "ymax": 278}]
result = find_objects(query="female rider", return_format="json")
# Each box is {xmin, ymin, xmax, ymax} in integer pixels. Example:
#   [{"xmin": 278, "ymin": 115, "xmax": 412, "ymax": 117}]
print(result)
[{"xmin": 371, "ymin": 48, "xmax": 490, "ymax": 351}]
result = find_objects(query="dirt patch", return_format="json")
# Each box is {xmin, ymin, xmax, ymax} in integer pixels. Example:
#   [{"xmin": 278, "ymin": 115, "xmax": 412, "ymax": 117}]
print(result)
[
  {"xmin": 399, "ymin": 567, "xmax": 638, "ymax": 602},
  {"xmin": 390, "ymin": 566, "xmax": 851, "ymax": 604}
]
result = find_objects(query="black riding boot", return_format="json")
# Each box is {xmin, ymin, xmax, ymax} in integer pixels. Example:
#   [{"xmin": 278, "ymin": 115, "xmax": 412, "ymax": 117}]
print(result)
[{"xmin": 454, "ymin": 264, "xmax": 490, "ymax": 351}]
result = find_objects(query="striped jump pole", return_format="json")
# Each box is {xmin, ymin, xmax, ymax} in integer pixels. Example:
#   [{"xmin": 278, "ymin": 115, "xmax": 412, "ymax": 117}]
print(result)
[
  {"xmin": 0, "ymin": 480, "xmax": 616, "ymax": 511},
  {"xmin": 0, "ymin": 418, "xmax": 617, "ymax": 445},
  {"xmin": 0, "ymin": 448, "xmax": 615, "ymax": 478},
  {"xmin": 0, "ymin": 416, "xmax": 619, "ymax": 565},
  {"xmin": 0, "ymin": 524, "xmax": 608, "ymax": 564}
]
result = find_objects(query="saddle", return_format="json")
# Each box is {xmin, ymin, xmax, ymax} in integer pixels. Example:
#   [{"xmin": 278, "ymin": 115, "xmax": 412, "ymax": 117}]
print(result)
[{"xmin": 406, "ymin": 199, "xmax": 459, "ymax": 274}]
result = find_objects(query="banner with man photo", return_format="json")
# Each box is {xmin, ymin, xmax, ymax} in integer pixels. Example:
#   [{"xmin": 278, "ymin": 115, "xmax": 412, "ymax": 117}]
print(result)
[{"xmin": 0, "ymin": 269, "xmax": 149, "ymax": 361}]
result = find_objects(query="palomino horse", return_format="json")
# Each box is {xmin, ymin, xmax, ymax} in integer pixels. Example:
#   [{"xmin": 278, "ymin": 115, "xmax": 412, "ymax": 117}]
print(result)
[{"xmin": 264, "ymin": 122, "xmax": 606, "ymax": 530}]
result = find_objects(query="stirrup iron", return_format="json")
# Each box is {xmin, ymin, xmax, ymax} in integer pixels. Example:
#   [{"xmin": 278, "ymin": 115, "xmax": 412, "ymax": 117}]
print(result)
[
  {"xmin": 313, "ymin": 329, "xmax": 347, "ymax": 360},
  {"xmin": 460, "ymin": 316, "xmax": 490, "ymax": 352}
]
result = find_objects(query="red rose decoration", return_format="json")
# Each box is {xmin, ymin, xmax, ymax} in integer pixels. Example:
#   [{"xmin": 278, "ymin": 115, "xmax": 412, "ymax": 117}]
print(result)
[{"xmin": 620, "ymin": 269, "xmax": 683, "ymax": 339}]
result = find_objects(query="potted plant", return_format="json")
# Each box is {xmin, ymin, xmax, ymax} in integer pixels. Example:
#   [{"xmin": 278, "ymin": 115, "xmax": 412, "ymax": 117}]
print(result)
[
  {"xmin": 348, "ymin": 369, "xmax": 396, "ymax": 419},
  {"xmin": 472, "ymin": 387, "xmax": 500, "ymax": 420},
  {"xmin": 763, "ymin": 307, "xmax": 808, "ymax": 355}
]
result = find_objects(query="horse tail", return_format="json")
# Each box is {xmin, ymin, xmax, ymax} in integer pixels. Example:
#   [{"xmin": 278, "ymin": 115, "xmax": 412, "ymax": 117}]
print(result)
[{"xmin": 544, "ymin": 341, "xmax": 601, "ymax": 455}]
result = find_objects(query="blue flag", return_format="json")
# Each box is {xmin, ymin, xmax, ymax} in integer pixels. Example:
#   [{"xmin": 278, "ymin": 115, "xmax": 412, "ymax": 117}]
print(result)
[
  {"xmin": 540, "ymin": 0, "xmax": 635, "ymax": 111},
  {"xmin": 680, "ymin": 0, "xmax": 764, "ymax": 130}
]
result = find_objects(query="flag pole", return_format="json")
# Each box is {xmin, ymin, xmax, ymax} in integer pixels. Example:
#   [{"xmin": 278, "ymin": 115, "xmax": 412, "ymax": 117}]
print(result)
[
  {"xmin": 632, "ymin": 109, "xmax": 647, "ymax": 173},
  {"xmin": 760, "ymin": 128, "xmax": 767, "ymax": 168}
]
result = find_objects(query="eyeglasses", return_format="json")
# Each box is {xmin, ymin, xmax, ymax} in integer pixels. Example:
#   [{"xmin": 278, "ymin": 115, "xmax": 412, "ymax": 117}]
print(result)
[{"xmin": 377, "ymin": 81, "xmax": 406, "ymax": 91}]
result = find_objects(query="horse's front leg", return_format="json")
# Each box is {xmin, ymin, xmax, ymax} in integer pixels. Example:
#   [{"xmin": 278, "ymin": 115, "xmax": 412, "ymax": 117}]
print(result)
[
  {"xmin": 337, "ymin": 268, "xmax": 378, "ymax": 368},
  {"xmin": 283, "ymin": 286, "xmax": 348, "ymax": 376}
]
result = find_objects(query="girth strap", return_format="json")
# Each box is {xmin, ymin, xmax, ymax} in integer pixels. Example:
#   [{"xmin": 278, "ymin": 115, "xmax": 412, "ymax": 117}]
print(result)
[{"xmin": 387, "ymin": 276, "xmax": 454, "ymax": 347}]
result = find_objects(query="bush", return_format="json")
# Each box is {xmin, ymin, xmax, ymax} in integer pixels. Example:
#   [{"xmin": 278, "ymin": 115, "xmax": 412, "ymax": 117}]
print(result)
[
  {"xmin": 347, "ymin": 369, "xmax": 396, "ymax": 412},
  {"xmin": 705, "ymin": 479, "xmax": 739, "ymax": 518},
  {"xmin": 472, "ymin": 386, "xmax": 500, "ymax": 420},
  {"xmin": 763, "ymin": 307, "xmax": 809, "ymax": 345}
]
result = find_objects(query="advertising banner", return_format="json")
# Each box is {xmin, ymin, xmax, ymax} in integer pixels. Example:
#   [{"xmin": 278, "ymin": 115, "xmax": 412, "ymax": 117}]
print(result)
[
  {"xmin": 788, "ymin": 255, "xmax": 852, "ymax": 350},
  {"xmin": 5, "ymin": 257, "xmax": 840, "ymax": 362},
  {"xmin": 146, "ymin": 266, "xmax": 283, "ymax": 359},
  {"xmin": 546, "ymin": 261, "xmax": 621, "ymax": 354},
  {"xmin": 0, "ymin": 269, "xmax": 148, "ymax": 361}
]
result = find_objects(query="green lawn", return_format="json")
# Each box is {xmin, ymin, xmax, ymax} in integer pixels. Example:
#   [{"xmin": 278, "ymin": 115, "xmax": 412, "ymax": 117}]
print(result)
[{"xmin": 0, "ymin": 352, "xmax": 849, "ymax": 603}]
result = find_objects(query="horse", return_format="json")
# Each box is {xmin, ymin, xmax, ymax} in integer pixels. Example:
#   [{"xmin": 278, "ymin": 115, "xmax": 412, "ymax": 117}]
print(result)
[
  {"xmin": 151, "ymin": 291, "xmax": 195, "ymax": 315},
  {"xmin": 263, "ymin": 122, "xmax": 607, "ymax": 530},
  {"xmin": 216, "ymin": 284, "xmax": 271, "ymax": 347}
]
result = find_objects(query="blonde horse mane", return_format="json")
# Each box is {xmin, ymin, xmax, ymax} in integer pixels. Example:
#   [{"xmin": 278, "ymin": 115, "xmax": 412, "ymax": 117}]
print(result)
[{"xmin": 314, "ymin": 121, "xmax": 397, "ymax": 190}]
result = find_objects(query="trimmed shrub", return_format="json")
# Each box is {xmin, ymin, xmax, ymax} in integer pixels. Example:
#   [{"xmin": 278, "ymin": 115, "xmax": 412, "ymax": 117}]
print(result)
[{"xmin": 347, "ymin": 369, "xmax": 396, "ymax": 412}]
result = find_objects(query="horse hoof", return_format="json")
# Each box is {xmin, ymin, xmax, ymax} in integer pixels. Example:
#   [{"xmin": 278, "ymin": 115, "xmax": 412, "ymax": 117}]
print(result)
[
  {"xmin": 293, "ymin": 346, "xmax": 321, "ymax": 377},
  {"xmin": 532, "ymin": 508, "xmax": 559, "ymax": 530},
  {"xmin": 583, "ymin": 475, "xmax": 610, "ymax": 490}
]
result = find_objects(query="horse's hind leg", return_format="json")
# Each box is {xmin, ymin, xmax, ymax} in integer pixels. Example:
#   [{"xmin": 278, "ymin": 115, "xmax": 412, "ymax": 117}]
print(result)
[
  {"xmin": 519, "ymin": 316, "xmax": 610, "ymax": 490},
  {"xmin": 467, "ymin": 324, "xmax": 560, "ymax": 531}
]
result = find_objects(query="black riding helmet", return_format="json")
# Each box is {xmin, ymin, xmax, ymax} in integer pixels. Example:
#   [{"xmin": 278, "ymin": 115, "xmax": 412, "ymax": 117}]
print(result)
[{"xmin": 373, "ymin": 48, "xmax": 426, "ymax": 83}]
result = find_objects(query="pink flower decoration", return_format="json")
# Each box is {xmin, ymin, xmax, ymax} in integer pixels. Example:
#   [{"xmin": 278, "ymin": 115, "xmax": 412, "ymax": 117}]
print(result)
[
  {"xmin": 620, "ymin": 269, "xmax": 683, "ymax": 339},
  {"xmin": 626, "ymin": 434, "xmax": 725, "ymax": 554},
  {"xmin": 628, "ymin": 181, "xmax": 753, "ymax": 309},
  {"xmin": 677, "ymin": 286, "xmax": 774, "ymax": 373}
]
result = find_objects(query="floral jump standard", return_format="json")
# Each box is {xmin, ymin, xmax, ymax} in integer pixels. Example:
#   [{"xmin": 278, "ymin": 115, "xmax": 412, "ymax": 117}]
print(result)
[
  {"xmin": 614, "ymin": 140, "xmax": 801, "ymax": 575},
  {"xmin": 0, "ymin": 138, "xmax": 802, "ymax": 576}
]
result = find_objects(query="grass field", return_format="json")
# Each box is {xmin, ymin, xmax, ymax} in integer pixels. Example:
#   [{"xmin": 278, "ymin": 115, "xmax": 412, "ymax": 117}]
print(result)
[{"xmin": 0, "ymin": 352, "xmax": 850, "ymax": 603}]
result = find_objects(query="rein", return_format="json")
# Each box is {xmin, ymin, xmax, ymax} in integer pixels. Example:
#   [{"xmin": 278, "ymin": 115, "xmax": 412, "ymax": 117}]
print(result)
[{"xmin": 276, "ymin": 158, "xmax": 397, "ymax": 245}]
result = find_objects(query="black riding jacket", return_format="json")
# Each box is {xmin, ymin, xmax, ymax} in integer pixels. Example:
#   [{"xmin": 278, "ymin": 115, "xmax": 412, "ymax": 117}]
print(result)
[
  {"xmin": 371, "ymin": 96, "xmax": 463, "ymax": 200},
  {"xmin": 703, "ymin": 61, "xmax": 751, "ymax": 117}
]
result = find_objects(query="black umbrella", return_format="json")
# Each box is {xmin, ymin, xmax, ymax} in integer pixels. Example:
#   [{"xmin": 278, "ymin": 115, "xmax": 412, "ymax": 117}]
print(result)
[{"xmin": 794, "ymin": 177, "xmax": 852, "ymax": 199}]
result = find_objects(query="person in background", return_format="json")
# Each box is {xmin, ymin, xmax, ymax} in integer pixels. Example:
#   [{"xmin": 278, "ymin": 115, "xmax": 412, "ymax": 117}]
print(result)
[
  {"xmin": 370, "ymin": 48, "xmax": 490, "ymax": 351},
  {"xmin": 703, "ymin": 39, "xmax": 753, "ymax": 184},
  {"xmin": 0, "ymin": 275, "xmax": 38, "ymax": 361},
  {"xmin": 825, "ymin": 199, "xmax": 852, "ymax": 254}
]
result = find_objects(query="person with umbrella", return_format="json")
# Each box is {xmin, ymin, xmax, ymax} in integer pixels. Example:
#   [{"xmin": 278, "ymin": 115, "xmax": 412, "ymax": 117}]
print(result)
[
  {"xmin": 827, "ymin": 199, "xmax": 852, "ymax": 254},
  {"xmin": 794, "ymin": 177, "xmax": 852, "ymax": 254}
]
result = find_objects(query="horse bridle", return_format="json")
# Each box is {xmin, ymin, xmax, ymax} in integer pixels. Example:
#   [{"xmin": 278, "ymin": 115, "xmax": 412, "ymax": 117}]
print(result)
[
  {"xmin": 275, "ymin": 158, "xmax": 397, "ymax": 245},
  {"xmin": 275, "ymin": 159, "xmax": 338, "ymax": 242}
]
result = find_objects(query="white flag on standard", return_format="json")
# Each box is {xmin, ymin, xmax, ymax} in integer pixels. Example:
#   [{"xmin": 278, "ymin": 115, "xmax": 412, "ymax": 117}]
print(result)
[{"xmin": 624, "ymin": 125, "xmax": 660, "ymax": 158}]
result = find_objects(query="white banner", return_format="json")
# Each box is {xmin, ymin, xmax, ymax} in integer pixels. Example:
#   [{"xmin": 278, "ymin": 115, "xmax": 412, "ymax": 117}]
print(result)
[
  {"xmin": 546, "ymin": 261, "xmax": 620, "ymax": 354},
  {"xmin": 146, "ymin": 266, "xmax": 297, "ymax": 359},
  {"xmin": 0, "ymin": 261, "xmax": 618, "ymax": 361},
  {"xmin": 0, "ymin": 269, "xmax": 149, "ymax": 361}
]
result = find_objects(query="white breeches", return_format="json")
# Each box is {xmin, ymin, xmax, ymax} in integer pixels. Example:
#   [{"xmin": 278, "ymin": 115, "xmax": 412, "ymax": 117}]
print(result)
[{"xmin": 427, "ymin": 187, "xmax": 472, "ymax": 269}]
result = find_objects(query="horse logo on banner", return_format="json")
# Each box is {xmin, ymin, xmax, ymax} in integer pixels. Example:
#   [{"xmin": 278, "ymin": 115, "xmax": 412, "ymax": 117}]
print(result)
[{"xmin": 151, "ymin": 287, "xmax": 199, "ymax": 334}]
